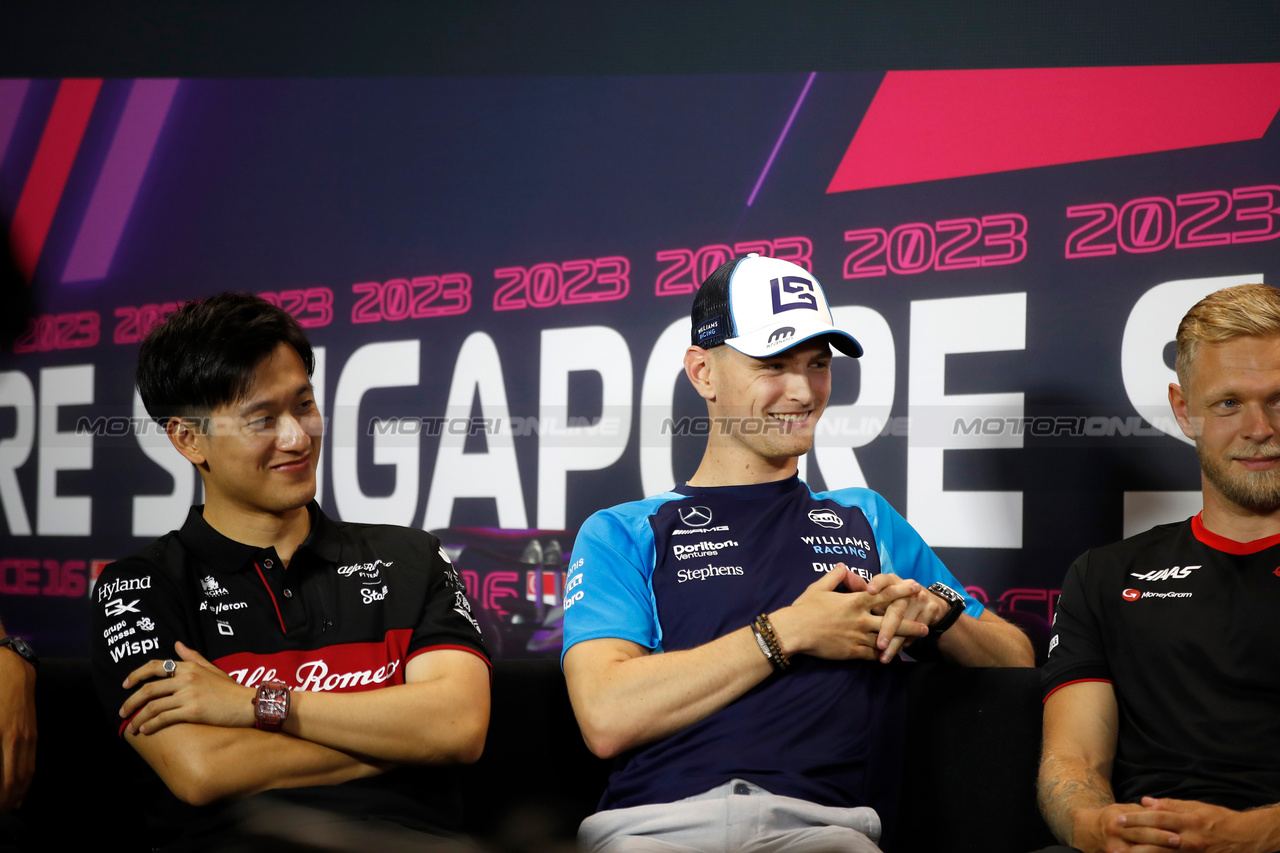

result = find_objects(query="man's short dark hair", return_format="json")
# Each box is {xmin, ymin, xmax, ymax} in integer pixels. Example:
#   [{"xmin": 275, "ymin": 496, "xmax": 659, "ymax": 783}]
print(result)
[{"xmin": 137, "ymin": 292, "xmax": 314, "ymax": 425}]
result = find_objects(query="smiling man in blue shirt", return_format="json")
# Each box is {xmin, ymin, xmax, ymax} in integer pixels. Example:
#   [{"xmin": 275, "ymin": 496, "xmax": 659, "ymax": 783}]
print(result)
[{"xmin": 562, "ymin": 255, "xmax": 1033, "ymax": 853}]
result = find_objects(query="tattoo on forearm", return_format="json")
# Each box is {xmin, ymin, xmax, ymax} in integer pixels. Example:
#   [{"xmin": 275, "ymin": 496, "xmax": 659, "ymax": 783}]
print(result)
[{"xmin": 1038, "ymin": 754, "xmax": 1114, "ymax": 844}]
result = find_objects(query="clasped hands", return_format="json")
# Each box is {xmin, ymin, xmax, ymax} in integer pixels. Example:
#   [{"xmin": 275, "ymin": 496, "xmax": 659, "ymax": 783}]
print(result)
[
  {"xmin": 778, "ymin": 563, "xmax": 949, "ymax": 664},
  {"xmin": 120, "ymin": 641, "xmax": 257, "ymax": 735},
  {"xmin": 1075, "ymin": 797, "xmax": 1277, "ymax": 853}
]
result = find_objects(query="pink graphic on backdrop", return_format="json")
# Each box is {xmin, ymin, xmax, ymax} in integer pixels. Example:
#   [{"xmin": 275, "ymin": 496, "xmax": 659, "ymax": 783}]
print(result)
[
  {"xmin": 63, "ymin": 79, "xmax": 179, "ymax": 283},
  {"xmin": 0, "ymin": 80, "xmax": 31, "ymax": 168},
  {"xmin": 10, "ymin": 78, "xmax": 102, "ymax": 279},
  {"xmin": 827, "ymin": 64, "xmax": 1280, "ymax": 193}
]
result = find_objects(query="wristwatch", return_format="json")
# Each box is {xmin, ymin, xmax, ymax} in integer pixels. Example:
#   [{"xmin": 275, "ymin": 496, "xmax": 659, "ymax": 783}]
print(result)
[
  {"xmin": 252, "ymin": 680, "xmax": 291, "ymax": 731},
  {"xmin": 0, "ymin": 636, "xmax": 38, "ymax": 670},
  {"xmin": 926, "ymin": 583, "xmax": 966, "ymax": 634}
]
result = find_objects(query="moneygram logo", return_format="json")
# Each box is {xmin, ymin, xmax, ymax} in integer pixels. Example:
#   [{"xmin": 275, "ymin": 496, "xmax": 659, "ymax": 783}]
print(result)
[{"xmin": 1121, "ymin": 589, "xmax": 1141, "ymax": 601}]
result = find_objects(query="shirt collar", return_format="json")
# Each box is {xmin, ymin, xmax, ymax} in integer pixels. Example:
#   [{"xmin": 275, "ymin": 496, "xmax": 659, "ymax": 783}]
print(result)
[{"xmin": 177, "ymin": 502, "xmax": 338, "ymax": 572}]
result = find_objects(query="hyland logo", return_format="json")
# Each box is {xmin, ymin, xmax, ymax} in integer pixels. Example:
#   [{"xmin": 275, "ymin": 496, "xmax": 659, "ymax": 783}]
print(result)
[
  {"xmin": 678, "ymin": 506, "xmax": 713, "ymax": 527},
  {"xmin": 808, "ymin": 509, "xmax": 844, "ymax": 529},
  {"xmin": 1130, "ymin": 565, "xmax": 1201, "ymax": 582},
  {"xmin": 217, "ymin": 620, "xmax": 234, "ymax": 636},
  {"xmin": 672, "ymin": 540, "xmax": 738, "ymax": 561},
  {"xmin": 104, "ymin": 598, "xmax": 141, "ymax": 617},
  {"xmin": 672, "ymin": 525, "xmax": 729, "ymax": 536},
  {"xmin": 96, "ymin": 575, "xmax": 151, "ymax": 602}
]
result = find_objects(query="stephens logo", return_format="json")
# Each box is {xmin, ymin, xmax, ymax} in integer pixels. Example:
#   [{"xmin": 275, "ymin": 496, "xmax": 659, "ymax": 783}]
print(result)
[
  {"xmin": 808, "ymin": 509, "xmax": 844, "ymax": 529},
  {"xmin": 678, "ymin": 506, "xmax": 713, "ymax": 527},
  {"xmin": 677, "ymin": 564, "xmax": 745, "ymax": 583},
  {"xmin": 1121, "ymin": 589, "xmax": 1141, "ymax": 601}
]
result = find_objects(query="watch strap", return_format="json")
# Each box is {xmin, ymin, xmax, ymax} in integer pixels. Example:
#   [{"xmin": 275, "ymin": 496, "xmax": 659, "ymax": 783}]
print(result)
[
  {"xmin": 252, "ymin": 680, "xmax": 290, "ymax": 732},
  {"xmin": 927, "ymin": 582, "xmax": 966, "ymax": 634},
  {"xmin": 0, "ymin": 637, "xmax": 38, "ymax": 670}
]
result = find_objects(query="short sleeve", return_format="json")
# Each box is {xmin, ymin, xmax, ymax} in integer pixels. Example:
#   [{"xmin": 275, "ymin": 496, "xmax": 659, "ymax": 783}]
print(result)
[
  {"xmin": 89, "ymin": 558, "xmax": 189, "ymax": 735},
  {"xmin": 863, "ymin": 492, "xmax": 984, "ymax": 618},
  {"xmin": 561, "ymin": 506, "xmax": 661, "ymax": 665},
  {"xmin": 407, "ymin": 539, "xmax": 490, "ymax": 669},
  {"xmin": 1041, "ymin": 551, "xmax": 1112, "ymax": 701}
]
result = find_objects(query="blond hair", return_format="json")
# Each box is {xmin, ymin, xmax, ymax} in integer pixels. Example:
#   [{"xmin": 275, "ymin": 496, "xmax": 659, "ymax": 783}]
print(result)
[{"xmin": 1175, "ymin": 284, "xmax": 1280, "ymax": 388}]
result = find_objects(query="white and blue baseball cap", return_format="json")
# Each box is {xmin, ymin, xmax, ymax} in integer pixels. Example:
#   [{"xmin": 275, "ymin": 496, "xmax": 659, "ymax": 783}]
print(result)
[{"xmin": 690, "ymin": 254, "xmax": 862, "ymax": 358}]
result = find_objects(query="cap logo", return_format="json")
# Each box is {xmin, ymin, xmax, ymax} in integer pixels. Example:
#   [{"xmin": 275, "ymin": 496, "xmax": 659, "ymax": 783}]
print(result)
[
  {"xmin": 696, "ymin": 318, "xmax": 723, "ymax": 346},
  {"xmin": 767, "ymin": 327, "xmax": 796, "ymax": 346},
  {"xmin": 770, "ymin": 276, "xmax": 818, "ymax": 314}
]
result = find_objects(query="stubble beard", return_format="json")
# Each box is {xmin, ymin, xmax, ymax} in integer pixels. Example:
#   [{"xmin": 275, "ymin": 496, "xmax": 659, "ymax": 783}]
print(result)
[{"xmin": 1198, "ymin": 440, "xmax": 1280, "ymax": 514}]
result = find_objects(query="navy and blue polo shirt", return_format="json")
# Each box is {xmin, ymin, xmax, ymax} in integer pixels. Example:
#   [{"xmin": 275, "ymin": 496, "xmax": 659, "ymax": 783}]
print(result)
[{"xmin": 562, "ymin": 475, "xmax": 981, "ymax": 811}]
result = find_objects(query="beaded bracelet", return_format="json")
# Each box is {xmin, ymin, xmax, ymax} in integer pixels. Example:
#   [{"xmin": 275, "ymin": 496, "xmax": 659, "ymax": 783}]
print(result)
[{"xmin": 751, "ymin": 613, "xmax": 790, "ymax": 673}]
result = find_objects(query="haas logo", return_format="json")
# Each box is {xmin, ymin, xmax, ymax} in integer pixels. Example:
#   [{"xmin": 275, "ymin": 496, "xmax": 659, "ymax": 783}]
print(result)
[{"xmin": 1121, "ymin": 588, "xmax": 1141, "ymax": 602}]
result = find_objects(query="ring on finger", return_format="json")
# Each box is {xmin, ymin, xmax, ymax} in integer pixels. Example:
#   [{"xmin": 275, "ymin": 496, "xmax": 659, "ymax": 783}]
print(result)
[{"xmin": 162, "ymin": 659, "xmax": 177, "ymax": 678}]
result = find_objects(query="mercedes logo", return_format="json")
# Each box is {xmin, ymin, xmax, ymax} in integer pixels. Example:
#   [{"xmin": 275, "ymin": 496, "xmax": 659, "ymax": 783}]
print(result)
[{"xmin": 678, "ymin": 506, "xmax": 712, "ymax": 527}]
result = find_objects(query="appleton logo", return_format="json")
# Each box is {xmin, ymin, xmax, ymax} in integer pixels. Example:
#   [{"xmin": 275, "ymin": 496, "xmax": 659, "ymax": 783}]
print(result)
[
  {"xmin": 808, "ymin": 509, "xmax": 844, "ymax": 529},
  {"xmin": 1121, "ymin": 588, "xmax": 1141, "ymax": 601},
  {"xmin": 679, "ymin": 506, "xmax": 712, "ymax": 527}
]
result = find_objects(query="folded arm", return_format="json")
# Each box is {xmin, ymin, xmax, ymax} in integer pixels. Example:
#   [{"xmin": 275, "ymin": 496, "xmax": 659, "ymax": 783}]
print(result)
[
  {"xmin": 120, "ymin": 642, "xmax": 490, "ymax": 804},
  {"xmin": 565, "ymin": 565, "xmax": 928, "ymax": 758},
  {"xmin": 0, "ymin": 628, "xmax": 36, "ymax": 813}
]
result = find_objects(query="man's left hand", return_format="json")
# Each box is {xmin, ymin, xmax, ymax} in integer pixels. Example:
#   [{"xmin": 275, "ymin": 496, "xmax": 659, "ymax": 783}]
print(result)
[
  {"xmin": 1126, "ymin": 797, "xmax": 1280, "ymax": 853},
  {"xmin": 120, "ymin": 641, "xmax": 256, "ymax": 735},
  {"xmin": 866, "ymin": 580, "xmax": 949, "ymax": 663}
]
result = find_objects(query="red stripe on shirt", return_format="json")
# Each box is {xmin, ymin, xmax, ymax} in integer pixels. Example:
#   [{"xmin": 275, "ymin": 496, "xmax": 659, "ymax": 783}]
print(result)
[
  {"xmin": 1043, "ymin": 677, "xmax": 1113, "ymax": 704},
  {"xmin": 1191, "ymin": 512, "xmax": 1280, "ymax": 555}
]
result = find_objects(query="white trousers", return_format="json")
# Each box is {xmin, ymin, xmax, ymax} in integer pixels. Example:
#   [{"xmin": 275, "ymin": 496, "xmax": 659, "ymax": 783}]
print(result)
[{"xmin": 578, "ymin": 779, "xmax": 882, "ymax": 853}]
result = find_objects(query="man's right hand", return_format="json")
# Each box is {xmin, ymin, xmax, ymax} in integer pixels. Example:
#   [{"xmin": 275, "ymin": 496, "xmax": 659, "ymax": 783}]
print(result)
[
  {"xmin": 771, "ymin": 565, "xmax": 928, "ymax": 662},
  {"xmin": 1070, "ymin": 802, "xmax": 1182, "ymax": 852}
]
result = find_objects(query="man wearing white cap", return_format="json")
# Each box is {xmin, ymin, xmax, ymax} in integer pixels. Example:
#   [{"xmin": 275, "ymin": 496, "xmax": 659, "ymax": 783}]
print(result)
[{"xmin": 561, "ymin": 255, "xmax": 1033, "ymax": 852}]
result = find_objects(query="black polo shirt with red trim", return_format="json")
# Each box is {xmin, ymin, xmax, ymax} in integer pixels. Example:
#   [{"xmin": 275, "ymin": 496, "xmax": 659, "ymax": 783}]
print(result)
[
  {"xmin": 89, "ymin": 503, "xmax": 489, "ymax": 850},
  {"xmin": 1042, "ymin": 514, "xmax": 1280, "ymax": 809}
]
